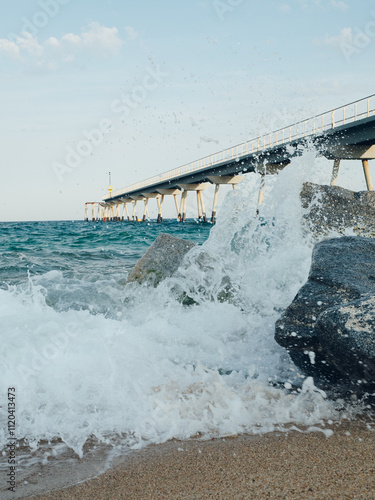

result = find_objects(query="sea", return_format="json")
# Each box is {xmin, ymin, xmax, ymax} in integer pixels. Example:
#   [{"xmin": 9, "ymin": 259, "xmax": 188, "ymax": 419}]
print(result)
[{"xmin": 0, "ymin": 152, "xmax": 366, "ymax": 497}]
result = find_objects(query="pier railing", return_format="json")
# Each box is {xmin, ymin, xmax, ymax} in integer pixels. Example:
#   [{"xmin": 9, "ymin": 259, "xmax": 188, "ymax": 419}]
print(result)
[{"xmin": 108, "ymin": 94, "xmax": 375, "ymax": 199}]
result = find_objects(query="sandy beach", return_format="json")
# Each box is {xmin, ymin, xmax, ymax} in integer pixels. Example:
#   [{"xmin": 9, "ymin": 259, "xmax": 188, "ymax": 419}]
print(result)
[{"xmin": 22, "ymin": 418, "xmax": 375, "ymax": 500}]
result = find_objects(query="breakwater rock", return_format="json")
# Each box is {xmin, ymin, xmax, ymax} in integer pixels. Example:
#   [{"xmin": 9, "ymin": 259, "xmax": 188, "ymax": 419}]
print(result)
[
  {"xmin": 127, "ymin": 233, "xmax": 196, "ymax": 285},
  {"xmin": 300, "ymin": 182, "xmax": 375, "ymax": 237},
  {"xmin": 275, "ymin": 236, "xmax": 375, "ymax": 392}
]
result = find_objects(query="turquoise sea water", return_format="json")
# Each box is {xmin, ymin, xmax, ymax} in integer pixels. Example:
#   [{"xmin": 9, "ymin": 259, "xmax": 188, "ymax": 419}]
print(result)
[
  {"xmin": 0, "ymin": 158, "xmax": 363, "ymax": 496},
  {"xmin": 0, "ymin": 220, "xmax": 210, "ymax": 315},
  {"xmin": 0, "ymin": 219, "xmax": 211, "ymax": 286}
]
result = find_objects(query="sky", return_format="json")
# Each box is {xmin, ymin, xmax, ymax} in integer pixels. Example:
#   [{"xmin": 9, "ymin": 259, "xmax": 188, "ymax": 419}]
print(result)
[{"xmin": 1, "ymin": 0, "xmax": 375, "ymax": 221}]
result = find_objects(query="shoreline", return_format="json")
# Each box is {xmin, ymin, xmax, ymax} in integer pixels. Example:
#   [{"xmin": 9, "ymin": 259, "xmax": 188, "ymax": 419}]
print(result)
[{"xmin": 18, "ymin": 417, "xmax": 375, "ymax": 499}]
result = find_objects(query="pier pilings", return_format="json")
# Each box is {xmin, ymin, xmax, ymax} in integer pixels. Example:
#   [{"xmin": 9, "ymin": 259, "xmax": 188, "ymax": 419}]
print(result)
[{"xmin": 85, "ymin": 154, "xmax": 375, "ymax": 223}]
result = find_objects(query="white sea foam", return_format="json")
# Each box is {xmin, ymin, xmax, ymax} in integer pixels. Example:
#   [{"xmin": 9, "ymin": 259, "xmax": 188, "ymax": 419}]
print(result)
[{"xmin": 0, "ymin": 151, "xmax": 361, "ymax": 460}]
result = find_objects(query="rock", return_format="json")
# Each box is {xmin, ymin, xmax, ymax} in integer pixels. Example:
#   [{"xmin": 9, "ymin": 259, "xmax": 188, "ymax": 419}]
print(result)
[
  {"xmin": 315, "ymin": 295, "xmax": 375, "ymax": 385},
  {"xmin": 275, "ymin": 236, "xmax": 375, "ymax": 390},
  {"xmin": 300, "ymin": 182, "xmax": 375, "ymax": 237},
  {"xmin": 127, "ymin": 233, "xmax": 196, "ymax": 285}
]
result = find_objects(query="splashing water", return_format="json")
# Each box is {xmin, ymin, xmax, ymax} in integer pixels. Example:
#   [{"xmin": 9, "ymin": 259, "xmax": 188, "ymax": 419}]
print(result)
[{"xmin": 0, "ymin": 151, "xmax": 361, "ymax": 465}]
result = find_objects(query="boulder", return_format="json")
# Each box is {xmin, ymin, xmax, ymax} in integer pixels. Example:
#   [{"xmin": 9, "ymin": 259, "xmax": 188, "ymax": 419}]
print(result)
[
  {"xmin": 315, "ymin": 295, "xmax": 375, "ymax": 385},
  {"xmin": 127, "ymin": 233, "xmax": 196, "ymax": 285},
  {"xmin": 300, "ymin": 182, "xmax": 375, "ymax": 237},
  {"xmin": 275, "ymin": 237, "xmax": 375, "ymax": 391}
]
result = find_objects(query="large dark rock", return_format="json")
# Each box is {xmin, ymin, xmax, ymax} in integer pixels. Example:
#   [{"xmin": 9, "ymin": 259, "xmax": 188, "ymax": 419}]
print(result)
[
  {"xmin": 300, "ymin": 182, "xmax": 375, "ymax": 237},
  {"xmin": 275, "ymin": 237, "xmax": 375, "ymax": 390},
  {"xmin": 315, "ymin": 295, "xmax": 375, "ymax": 384},
  {"xmin": 127, "ymin": 233, "xmax": 195, "ymax": 285}
]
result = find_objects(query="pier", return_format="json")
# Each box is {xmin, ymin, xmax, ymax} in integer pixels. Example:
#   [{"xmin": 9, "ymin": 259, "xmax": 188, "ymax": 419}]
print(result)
[{"xmin": 85, "ymin": 94, "xmax": 375, "ymax": 222}]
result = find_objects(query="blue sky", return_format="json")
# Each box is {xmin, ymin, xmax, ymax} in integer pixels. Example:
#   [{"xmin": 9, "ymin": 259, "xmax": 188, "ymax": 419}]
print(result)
[{"xmin": 1, "ymin": 0, "xmax": 375, "ymax": 221}]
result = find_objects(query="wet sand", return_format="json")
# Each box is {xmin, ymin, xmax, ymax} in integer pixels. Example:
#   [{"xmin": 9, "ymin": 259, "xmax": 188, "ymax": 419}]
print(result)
[{"xmin": 21, "ymin": 419, "xmax": 375, "ymax": 499}]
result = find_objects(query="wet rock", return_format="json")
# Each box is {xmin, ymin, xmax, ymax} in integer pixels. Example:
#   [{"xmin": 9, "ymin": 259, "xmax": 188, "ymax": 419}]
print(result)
[
  {"xmin": 275, "ymin": 236, "xmax": 375, "ymax": 390},
  {"xmin": 315, "ymin": 295, "xmax": 375, "ymax": 385},
  {"xmin": 300, "ymin": 182, "xmax": 375, "ymax": 237},
  {"xmin": 127, "ymin": 233, "xmax": 196, "ymax": 286}
]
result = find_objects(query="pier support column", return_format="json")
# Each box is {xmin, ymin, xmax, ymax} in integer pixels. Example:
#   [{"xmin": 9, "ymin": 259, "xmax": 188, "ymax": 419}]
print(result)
[
  {"xmin": 179, "ymin": 191, "xmax": 188, "ymax": 222},
  {"xmin": 156, "ymin": 195, "xmax": 164, "ymax": 222},
  {"xmin": 196, "ymin": 191, "xmax": 202, "ymax": 221},
  {"xmin": 207, "ymin": 176, "xmax": 244, "ymax": 222},
  {"xmin": 140, "ymin": 193, "xmax": 157, "ymax": 221},
  {"xmin": 177, "ymin": 183, "xmax": 211, "ymax": 222},
  {"xmin": 115, "ymin": 203, "xmax": 120, "ymax": 221},
  {"xmin": 125, "ymin": 203, "xmax": 130, "ymax": 221},
  {"xmin": 143, "ymin": 199, "xmax": 149, "ymax": 221},
  {"xmin": 91, "ymin": 203, "xmax": 96, "ymax": 222},
  {"xmin": 183, "ymin": 191, "xmax": 188, "ymax": 222},
  {"xmin": 330, "ymin": 159, "xmax": 341, "ymax": 186},
  {"xmin": 257, "ymin": 174, "xmax": 266, "ymax": 215},
  {"xmin": 155, "ymin": 189, "xmax": 182, "ymax": 221},
  {"xmin": 132, "ymin": 201, "xmax": 137, "ymax": 221},
  {"xmin": 211, "ymin": 184, "xmax": 220, "ymax": 223},
  {"xmin": 122, "ymin": 203, "xmax": 130, "ymax": 221},
  {"xmin": 362, "ymin": 159, "xmax": 374, "ymax": 191},
  {"xmin": 174, "ymin": 194, "xmax": 181, "ymax": 220},
  {"xmin": 198, "ymin": 191, "xmax": 207, "ymax": 222},
  {"xmin": 84, "ymin": 204, "xmax": 89, "ymax": 222}
]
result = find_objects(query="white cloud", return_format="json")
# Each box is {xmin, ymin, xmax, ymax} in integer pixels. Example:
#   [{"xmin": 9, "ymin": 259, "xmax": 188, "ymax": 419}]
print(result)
[
  {"xmin": 54, "ymin": 22, "xmax": 123, "ymax": 54},
  {"xmin": 0, "ymin": 22, "xmax": 124, "ymax": 65},
  {"xmin": 125, "ymin": 26, "xmax": 138, "ymax": 41},
  {"xmin": 80, "ymin": 22, "xmax": 123, "ymax": 54},
  {"xmin": 18, "ymin": 33, "xmax": 44, "ymax": 56},
  {"xmin": 61, "ymin": 33, "xmax": 82, "ymax": 46},
  {"xmin": 0, "ymin": 39, "xmax": 20, "ymax": 58},
  {"xmin": 318, "ymin": 27, "xmax": 353, "ymax": 47},
  {"xmin": 45, "ymin": 36, "xmax": 60, "ymax": 48},
  {"xmin": 0, "ymin": 32, "xmax": 43, "ymax": 59}
]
